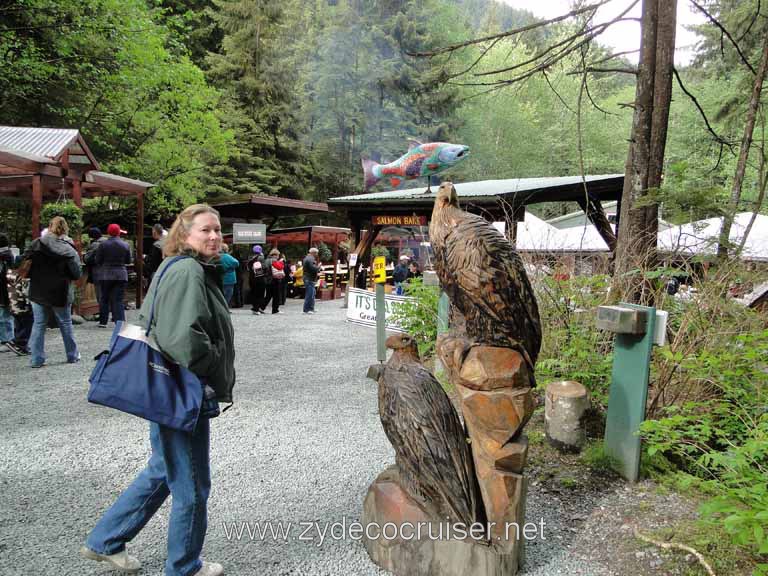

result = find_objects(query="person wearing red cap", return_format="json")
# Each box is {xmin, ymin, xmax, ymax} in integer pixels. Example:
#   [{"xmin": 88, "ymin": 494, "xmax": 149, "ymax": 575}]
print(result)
[{"xmin": 94, "ymin": 224, "xmax": 132, "ymax": 327}]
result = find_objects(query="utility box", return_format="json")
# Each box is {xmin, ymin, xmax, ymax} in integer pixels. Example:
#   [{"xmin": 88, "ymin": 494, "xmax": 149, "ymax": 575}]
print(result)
[{"xmin": 596, "ymin": 305, "xmax": 647, "ymax": 334}]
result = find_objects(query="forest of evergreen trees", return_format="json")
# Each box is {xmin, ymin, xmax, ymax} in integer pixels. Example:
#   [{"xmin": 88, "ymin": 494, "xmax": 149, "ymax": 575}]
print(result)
[{"xmin": 1, "ymin": 0, "xmax": 765, "ymax": 225}]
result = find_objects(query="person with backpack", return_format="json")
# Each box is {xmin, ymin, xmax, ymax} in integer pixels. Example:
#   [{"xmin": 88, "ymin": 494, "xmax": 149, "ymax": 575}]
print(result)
[
  {"xmin": 263, "ymin": 248, "xmax": 284, "ymax": 314},
  {"xmin": 247, "ymin": 245, "xmax": 267, "ymax": 314}
]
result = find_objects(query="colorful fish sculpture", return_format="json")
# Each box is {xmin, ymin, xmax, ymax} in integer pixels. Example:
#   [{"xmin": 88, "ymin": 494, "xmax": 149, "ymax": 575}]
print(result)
[{"xmin": 362, "ymin": 141, "xmax": 470, "ymax": 190}]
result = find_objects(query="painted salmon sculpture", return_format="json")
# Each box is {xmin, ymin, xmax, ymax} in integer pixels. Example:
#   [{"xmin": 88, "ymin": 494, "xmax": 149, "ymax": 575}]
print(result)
[{"xmin": 362, "ymin": 140, "xmax": 470, "ymax": 191}]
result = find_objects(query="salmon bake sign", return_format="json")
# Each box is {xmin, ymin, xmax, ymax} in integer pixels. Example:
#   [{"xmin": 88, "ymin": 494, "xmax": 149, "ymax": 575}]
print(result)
[
  {"xmin": 346, "ymin": 287, "xmax": 412, "ymax": 332},
  {"xmin": 371, "ymin": 215, "xmax": 428, "ymax": 226}
]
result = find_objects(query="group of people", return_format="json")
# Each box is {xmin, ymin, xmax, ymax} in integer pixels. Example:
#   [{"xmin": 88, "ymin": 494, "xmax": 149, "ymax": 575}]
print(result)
[
  {"xmin": 246, "ymin": 244, "xmax": 322, "ymax": 315},
  {"xmin": 392, "ymin": 253, "xmax": 421, "ymax": 295}
]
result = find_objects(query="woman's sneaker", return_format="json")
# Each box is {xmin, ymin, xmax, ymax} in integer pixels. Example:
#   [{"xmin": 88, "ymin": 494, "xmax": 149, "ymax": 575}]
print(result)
[
  {"xmin": 195, "ymin": 561, "xmax": 224, "ymax": 576},
  {"xmin": 79, "ymin": 546, "xmax": 141, "ymax": 573},
  {"xmin": 5, "ymin": 342, "xmax": 28, "ymax": 356}
]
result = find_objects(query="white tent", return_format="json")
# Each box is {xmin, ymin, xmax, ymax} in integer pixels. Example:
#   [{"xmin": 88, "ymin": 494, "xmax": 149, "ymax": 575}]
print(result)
[
  {"xmin": 516, "ymin": 212, "xmax": 612, "ymax": 252},
  {"xmin": 657, "ymin": 212, "xmax": 768, "ymax": 261}
]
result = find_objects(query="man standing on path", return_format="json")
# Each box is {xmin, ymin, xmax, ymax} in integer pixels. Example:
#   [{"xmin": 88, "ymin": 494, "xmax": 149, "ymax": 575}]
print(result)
[
  {"xmin": 302, "ymin": 247, "xmax": 321, "ymax": 315},
  {"xmin": 95, "ymin": 224, "xmax": 132, "ymax": 328}
]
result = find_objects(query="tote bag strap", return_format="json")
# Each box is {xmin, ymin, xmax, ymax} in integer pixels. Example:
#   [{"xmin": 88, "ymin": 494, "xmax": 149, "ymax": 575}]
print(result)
[{"xmin": 146, "ymin": 255, "xmax": 192, "ymax": 337}]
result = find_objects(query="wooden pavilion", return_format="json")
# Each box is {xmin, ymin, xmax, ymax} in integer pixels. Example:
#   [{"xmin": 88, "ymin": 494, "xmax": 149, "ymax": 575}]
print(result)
[
  {"xmin": 266, "ymin": 226, "xmax": 351, "ymax": 297},
  {"xmin": 0, "ymin": 126, "xmax": 154, "ymax": 305},
  {"xmin": 328, "ymin": 174, "xmax": 624, "ymax": 288}
]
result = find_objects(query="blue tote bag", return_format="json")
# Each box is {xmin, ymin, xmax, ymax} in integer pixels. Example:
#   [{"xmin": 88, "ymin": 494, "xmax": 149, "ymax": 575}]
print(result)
[{"xmin": 87, "ymin": 256, "xmax": 203, "ymax": 432}]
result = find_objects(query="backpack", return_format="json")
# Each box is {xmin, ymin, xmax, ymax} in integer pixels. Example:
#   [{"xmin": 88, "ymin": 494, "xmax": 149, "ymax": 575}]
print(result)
[
  {"xmin": 271, "ymin": 265, "xmax": 285, "ymax": 280},
  {"xmin": 251, "ymin": 258, "xmax": 265, "ymax": 278}
]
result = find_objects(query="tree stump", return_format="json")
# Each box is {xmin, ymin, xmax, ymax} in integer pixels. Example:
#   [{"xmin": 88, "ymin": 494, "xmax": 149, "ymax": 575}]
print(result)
[{"xmin": 544, "ymin": 381, "xmax": 589, "ymax": 453}]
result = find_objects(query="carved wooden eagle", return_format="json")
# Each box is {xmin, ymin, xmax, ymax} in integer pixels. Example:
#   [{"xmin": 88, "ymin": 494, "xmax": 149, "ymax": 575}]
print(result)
[
  {"xmin": 376, "ymin": 334, "xmax": 483, "ymax": 526},
  {"xmin": 429, "ymin": 181, "xmax": 542, "ymax": 366}
]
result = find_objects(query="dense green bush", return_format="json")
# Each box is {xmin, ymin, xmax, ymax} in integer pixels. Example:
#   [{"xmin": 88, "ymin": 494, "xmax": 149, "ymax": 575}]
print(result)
[
  {"xmin": 389, "ymin": 277, "xmax": 439, "ymax": 358},
  {"xmin": 40, "ymin": 202, "xmax": 84, "ymax": 236},
  {"xmin": 641, "ymin": 329, "xmax": 768, "ymax": 567},
  {"xmin": 534, "ymin": 274, "xmax": 614, "ymax": 406}
]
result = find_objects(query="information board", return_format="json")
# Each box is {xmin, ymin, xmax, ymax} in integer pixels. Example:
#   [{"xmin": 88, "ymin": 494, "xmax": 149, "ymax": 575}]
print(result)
[
  {"xmin": 345, "ymin": 288, "xmax": 411, "ymax": 332},
  {"xmin": 232, "ymin": 223, "xmax": 266, "ymax": 244}
]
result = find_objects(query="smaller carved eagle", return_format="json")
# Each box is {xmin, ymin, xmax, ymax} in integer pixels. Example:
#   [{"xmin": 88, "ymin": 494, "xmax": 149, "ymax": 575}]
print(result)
[
  {"xmin": 375, "ymin": 334, "xmax": 484, "ymax": 527},
  {"xmin": 429, "ymin": 181, "xmax": 542, "ymax": 367}
]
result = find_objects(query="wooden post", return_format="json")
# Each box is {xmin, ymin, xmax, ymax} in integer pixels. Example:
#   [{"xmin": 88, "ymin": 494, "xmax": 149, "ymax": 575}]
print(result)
[
  {"xmin": 136, "ymin": 189, "xmax": 144, "ymax": 307},
  {"xmin": 352, "ymin": 225, "xmax": 382, "ymax": 289},
  {"xmin": 332, "ymin": 238, "xmax": 339, "ymax": 299},
  {"xmin": 72, "ymin": 178, "xmax": 82, "ymax": 208},
  {"xmin": 307, "ymin": 227, "xmax": 314, "ymax": 253},
  {"xmin": 31, "ymin": 175, "xmax": 42, "ymax": 239}
]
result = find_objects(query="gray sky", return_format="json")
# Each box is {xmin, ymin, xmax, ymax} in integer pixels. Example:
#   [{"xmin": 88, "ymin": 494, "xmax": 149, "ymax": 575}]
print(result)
[{"xmin": 499, "ymin": 0, "xmax": 707, "ymax": 65}]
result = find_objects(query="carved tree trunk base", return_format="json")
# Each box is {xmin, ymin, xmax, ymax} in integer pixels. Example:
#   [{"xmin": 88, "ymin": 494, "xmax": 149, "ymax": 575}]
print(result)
[{"xmin": 362, "ymin": 465, "xmax": 522, "ymax": 576}]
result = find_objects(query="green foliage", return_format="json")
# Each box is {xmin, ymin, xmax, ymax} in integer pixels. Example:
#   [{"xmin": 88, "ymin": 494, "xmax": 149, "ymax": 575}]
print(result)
[
  {"xmin": 40, "ymin": 203, "xmax": 84, "ymax": 236},
  {"xmin": 535, "ymin": 275, "xmax": 614, "ymax": 406},
  {"xmin": 316, "ymin": 241, "xmax": 332, "ymax": 263},
  {"xmin": 641, "ymin": 329, "xmax": 768, "ymax": 562},
  {"xmin": 580, "ymin": 440, "xmax": 620, "ymax": 474},
  {"xmin": 0, "ymin": 0, "xmax": 232, "ymax": 220},
  {"xmin": 371, "ymin": 245, "xmax": 391, "ymax": 262},
  {"xmin": 389, "ymin": 278, "xmax": 439, "ymax": 358}
]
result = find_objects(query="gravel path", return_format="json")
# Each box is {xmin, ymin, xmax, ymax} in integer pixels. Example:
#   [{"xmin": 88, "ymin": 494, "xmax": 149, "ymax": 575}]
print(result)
[{"xmin": 0, "ymin": 298, "xmax": 692, "ymax": 576}]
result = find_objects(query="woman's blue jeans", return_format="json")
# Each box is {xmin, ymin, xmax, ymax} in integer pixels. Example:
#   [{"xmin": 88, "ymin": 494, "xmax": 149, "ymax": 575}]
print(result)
[
  {"xmin": 86, "ymin": 419, "xmax": 211, "ymax": 576},
  {"xmin": 0, "ymin": 306, "xmax": 14, "ymax": 342},
  {"xmin": 29, "ymin": 302, "xmax": 78, "ymax": 366},
  {"xmin": 222, "ymin": 284, "xmax": 234, "ymax": 307}
]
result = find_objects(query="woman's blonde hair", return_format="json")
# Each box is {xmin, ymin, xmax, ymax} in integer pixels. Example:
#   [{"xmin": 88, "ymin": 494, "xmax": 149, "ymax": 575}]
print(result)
[
  {"xmin": 48, "ymin": 216, "xmax": 69, "ymax": 236},
  {"xmin": 163, "ymin": 204, "xmax": 221, "ymax": 257},
  {"xmin": 221, "ymin": 243, "xmax": 229, "ymax": 253}
]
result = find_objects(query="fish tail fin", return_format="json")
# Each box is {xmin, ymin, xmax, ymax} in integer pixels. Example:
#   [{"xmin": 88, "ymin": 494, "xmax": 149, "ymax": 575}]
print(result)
[{"xmin": 362, "ymin": 157, "xmax": 381, "ymax": 190}]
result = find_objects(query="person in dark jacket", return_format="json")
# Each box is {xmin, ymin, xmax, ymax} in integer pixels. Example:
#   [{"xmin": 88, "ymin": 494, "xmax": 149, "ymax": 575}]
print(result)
[
  {"xmin": 393, "ymin": 254, "xmax": 409, "ymax": 295},
  {"xmin": 83, "ymin": 227, "xmax": 106, "ymax": 304},
  {"xmin": 23, "ymin": 217, "xmax": 82, "ymax": 367},
  {"xmin": 302, "ymin": 247, "xmax": 322, "ymax": 314},
  {"xmin": 95, "ymin": 224, "xmax": 132, "ymax": 327},
  {"xmin": 247, "ymin": 245, "xmax": 267, "ymax": 314},
  {"xmin": 279, "ymin": 254, "xmax": 289, "ymax": 305},
  {"xmin": 82, "ymin": 204, "xmax": 233, "ymax": 576},
  {"xmin": 144, "ymin": 223, "xmax": 166, "ymax": 282},
  {"xmin": 0, "ymin": 233, "xmax": 14, "ymax": 346}
]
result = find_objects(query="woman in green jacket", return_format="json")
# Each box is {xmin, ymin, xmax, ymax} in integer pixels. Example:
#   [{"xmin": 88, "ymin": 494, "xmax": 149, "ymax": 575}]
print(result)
[{"xmin": 82, "ymin": 204, "xmax": 234, "ymax": 576}]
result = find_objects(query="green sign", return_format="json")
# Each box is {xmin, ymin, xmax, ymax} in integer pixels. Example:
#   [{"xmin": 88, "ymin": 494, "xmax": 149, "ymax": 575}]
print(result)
[{"xmin": 604, "ymin": 302, "xmax": 656, "ymax": 483}]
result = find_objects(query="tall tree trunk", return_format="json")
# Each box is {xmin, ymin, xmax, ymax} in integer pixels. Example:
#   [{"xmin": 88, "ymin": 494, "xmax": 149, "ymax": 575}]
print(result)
[
  {"xmin": 614, "ymin": 0, "xmax": 677, "ymax": 303},
  {"xmin": 716, "ymin": 35, "xmax": 768, "ymax": 261}
]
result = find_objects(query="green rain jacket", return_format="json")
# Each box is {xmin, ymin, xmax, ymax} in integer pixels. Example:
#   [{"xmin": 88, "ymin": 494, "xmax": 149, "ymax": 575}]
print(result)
[{"xmin": 138, "ymin": 253, "xmax": 235, "ymax": 403}]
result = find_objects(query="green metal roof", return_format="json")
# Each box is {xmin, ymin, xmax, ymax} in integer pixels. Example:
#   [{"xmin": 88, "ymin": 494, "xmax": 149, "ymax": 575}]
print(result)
[{"xmin": 328, "ymin": 174, "xmax": 624, "ymax": 207}]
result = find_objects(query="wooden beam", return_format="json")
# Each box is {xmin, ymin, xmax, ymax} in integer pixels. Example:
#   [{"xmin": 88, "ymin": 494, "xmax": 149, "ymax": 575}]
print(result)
[
  {"xmin": 577, "ymin": 197, "xmax": 617, "ymax": 251},
  {"xmin": 332, "ymin": 240, "xmax": 339, "ymax": 297},
  {"xmin": 352, "ymin": 224, "xmax": 383, "ymax": 288},
  {"xmin": 136, "ymin": 189, "xmax": 144, "ymax": 307},
  {"xmin": 31, "ymin": 175, "xmax": 42, "ymax": 239}
]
